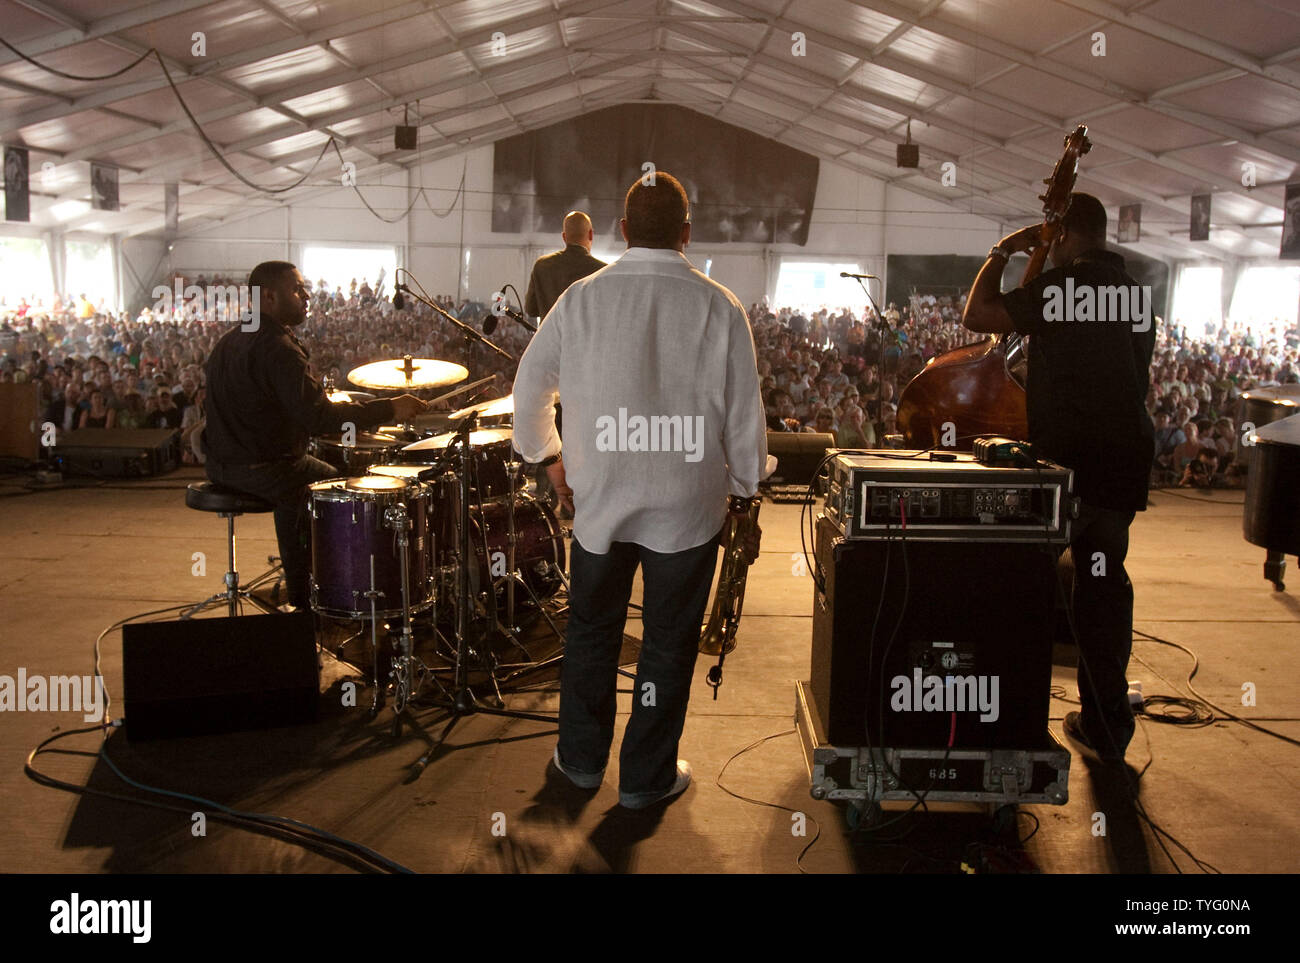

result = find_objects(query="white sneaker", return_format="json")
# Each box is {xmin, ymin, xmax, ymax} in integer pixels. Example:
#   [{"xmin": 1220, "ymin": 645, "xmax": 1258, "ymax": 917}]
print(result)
[
  {"xmin": 619, "ymin": 760, "xmax": 692, "ymax": 809},
  {"xmin": 551, "ymin": 746, "xmax": 604, "ymax": 789}
]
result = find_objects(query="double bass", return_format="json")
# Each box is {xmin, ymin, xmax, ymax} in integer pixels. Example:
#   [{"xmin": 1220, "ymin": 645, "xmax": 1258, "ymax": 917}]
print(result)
[{"xmin": 897, "ymin": 126, "xmax": 1092, "ymax": 448}]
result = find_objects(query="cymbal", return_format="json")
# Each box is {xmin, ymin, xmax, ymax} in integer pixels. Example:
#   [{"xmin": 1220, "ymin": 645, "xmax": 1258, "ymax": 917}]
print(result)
[
  {"xmin": 347, "ymin": 357, "xmax": 468, "ymax": 391},
  {"xmin": 450, "ymin": 394, "xmax": 514, "ymax": 421},
  {"xmin": 327, "ymin": 389, "xmax": 376, "ymax": 403},
  {"xmin": 401, "ymin": 427, "xmax": 513, "ymax": 452}
]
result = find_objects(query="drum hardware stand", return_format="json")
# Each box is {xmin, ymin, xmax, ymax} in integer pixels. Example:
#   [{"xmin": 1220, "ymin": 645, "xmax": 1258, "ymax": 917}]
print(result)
[
  {"xmin": 360, "ymin": 556, "xmax": 386, "ymax": 715},
  {"xmin": 380, "ymin": 499, "xmax": 451, "ymax": 753},
  {"xmin": 395, "ymin": 412, "xmax": 558, "ymax": 779}
]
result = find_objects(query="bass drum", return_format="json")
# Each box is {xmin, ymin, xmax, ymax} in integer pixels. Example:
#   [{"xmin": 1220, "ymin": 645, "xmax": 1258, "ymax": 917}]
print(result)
[
  {"xmin": 309, "ymin": 475, "xmax": 434, "ymax": 619},
  {"xmin": 455, "ymin": 494, "xmax": 567, "ymax": 610}
]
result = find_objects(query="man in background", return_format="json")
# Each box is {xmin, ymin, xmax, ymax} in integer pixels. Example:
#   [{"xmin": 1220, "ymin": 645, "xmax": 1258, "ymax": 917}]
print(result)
[
  {"xmin": 523, "ymin": 211, "xmax": 606, "ymax": 513},
  {"xmin": 525, "ymin": 210, "xmax": 606, "ymax": 320}
]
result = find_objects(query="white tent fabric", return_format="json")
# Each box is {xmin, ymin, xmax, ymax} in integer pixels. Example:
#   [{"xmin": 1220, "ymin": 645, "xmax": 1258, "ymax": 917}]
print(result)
[{"xmin": 0, "ymin": 0, "xmax": 1296, "ymax": 263}]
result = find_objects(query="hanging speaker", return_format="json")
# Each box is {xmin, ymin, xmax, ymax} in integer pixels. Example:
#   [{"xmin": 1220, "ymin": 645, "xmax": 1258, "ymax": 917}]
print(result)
[
  {"xmin": 122, "ymin": 612, "xmax": 318, "ymax": 741},
  {"xmin": 394, "ymin": 126, "xmax": 417, "ymax": 150},
  {"xmin": 896, "ymin": 143, "xmax": 920, "ymax": 168}
]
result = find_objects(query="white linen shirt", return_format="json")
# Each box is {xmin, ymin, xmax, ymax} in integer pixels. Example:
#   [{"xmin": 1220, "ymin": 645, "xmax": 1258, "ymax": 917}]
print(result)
[{"xmin": 511, "ymin": 247, "xmax": 769, "ymax": 555}]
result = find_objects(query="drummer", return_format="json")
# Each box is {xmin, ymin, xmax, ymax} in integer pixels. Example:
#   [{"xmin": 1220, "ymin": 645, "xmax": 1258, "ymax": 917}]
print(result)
[{"xmin": 204, "ymin": 261, "xmax": 428, "ymax": 611}]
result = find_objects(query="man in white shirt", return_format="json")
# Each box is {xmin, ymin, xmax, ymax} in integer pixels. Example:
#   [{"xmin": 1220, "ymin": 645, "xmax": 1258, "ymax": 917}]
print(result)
[{"xmin": 512, "ymin": 172, "xmax": 768, "ymax": 809}]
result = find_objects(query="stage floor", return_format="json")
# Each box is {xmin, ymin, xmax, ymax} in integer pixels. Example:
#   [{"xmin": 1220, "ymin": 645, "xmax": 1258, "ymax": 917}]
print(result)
[{"xmin": 1, "ymin": 467, "xmax": 1296, "ymax": 874}]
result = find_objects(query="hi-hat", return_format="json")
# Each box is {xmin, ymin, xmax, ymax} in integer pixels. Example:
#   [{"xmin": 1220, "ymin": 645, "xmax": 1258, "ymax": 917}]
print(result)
[
  {"xmin": 348, "ymin": 356, "xmax": 468, "ymax": 391},
  {"xmin": 449, "ymin": 394, "xmax": 514, "ymax": 420},
  {"xmin": 327, "ymin": 389, "xmax": 376, "ymax": 403}
]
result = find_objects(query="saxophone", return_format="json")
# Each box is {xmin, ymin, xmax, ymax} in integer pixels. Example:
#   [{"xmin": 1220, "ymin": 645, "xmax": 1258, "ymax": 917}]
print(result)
[{"xmin": 700, "ymin": 496, "xmax": 761, "ymax": 695}]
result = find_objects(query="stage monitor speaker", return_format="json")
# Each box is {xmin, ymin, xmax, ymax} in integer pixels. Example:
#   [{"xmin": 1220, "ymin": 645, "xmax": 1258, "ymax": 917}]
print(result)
[
  {"xmin": 896, "ymin": 143, "xmax": 920, "ymax": 168},
  {"xmin": 53, "ymin": 427, "xmax": 178, "ymax": 477},
  {"xmin": 122, "ymin": 612, "xmax": 318, "ymax": 742},
  {"xmin": 764, "ymin": 431, "xmax": 836, "ymax": 486},
  {"xmin": 810, "ymin": 514, "xmax": 1057, "ymax": 749},
  {"xmin": 394, "ymin": 125, "xmax": 417, "ymax": 150}
]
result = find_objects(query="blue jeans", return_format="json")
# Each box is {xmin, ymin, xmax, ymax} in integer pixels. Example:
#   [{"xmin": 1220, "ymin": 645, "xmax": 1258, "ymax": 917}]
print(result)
[
  {"xmin": 1069, "ymin": 503, "xmax": 1137, "ymax": 757},
  {"xmin": 207, "ymin": 454, "xmax": 338, "ymax": 608},
  {"xmin": 559, "ymin": 536, "xmax": 719, "ymax": 802}
]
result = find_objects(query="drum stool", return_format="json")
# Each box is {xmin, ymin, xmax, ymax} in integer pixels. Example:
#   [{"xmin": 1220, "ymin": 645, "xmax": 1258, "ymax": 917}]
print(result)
[{"xmin": 180, "ymin": 481, "xmax": 285, "ymax": 618}]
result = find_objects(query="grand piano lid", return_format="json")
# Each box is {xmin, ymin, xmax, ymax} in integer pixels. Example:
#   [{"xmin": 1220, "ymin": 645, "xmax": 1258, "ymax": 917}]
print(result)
[
  {"xmin": 1252, "ymin": 410, "xmax": 1300, "ymax": 446},
  {"xmin": 1241, "ymin": 384, "xmax": 1300, "ymax": 406}
]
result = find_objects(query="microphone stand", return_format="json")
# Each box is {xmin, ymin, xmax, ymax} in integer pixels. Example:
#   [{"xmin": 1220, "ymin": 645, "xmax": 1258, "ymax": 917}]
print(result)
[
  {"xmin": 848, "ymin": 275, "xmax": 889, "ymax": 439},
  {"xmin": 395, "ymin": 276, "xmax": 518, "ymax": 364},
  {"xmin": 400, "ymin": 408, "xmax": 558, "ymax": 779}
]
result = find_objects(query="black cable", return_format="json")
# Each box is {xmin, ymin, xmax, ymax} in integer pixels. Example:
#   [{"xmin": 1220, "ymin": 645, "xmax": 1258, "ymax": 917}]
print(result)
[
  {"xmin": 714, "ymin": 729, "xmax": 823, "ymax": 874},
  {"xmin": 22, "ymin": 602, "xmax": 420, "ymax": 873},
  {"xmin": 0, "ymin": 36, "xmax": 154, "ymax": 80},
  {"xmin": 1133, "ymin": 629, "xmax": 1300, "ymax": 747}
]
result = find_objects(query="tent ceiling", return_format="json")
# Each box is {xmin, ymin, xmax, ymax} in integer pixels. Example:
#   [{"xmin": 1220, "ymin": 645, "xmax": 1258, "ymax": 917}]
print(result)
[{"xmin": 0, "ymin": 0, "xmax": 1296, "ymax": 262}]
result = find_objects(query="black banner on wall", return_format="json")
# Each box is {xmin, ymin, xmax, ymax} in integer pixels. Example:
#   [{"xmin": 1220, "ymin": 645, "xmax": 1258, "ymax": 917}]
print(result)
[
  {"xmin": 492, "ymin": 104, "xmax": 819, "ymax": 245},
  {"xmin": 4, "ymin": 146, "xmax": 29, "ymax": 222},
  {"xmin": 91, "ymin": 162, "xmax": 119, "ymax": 211}
]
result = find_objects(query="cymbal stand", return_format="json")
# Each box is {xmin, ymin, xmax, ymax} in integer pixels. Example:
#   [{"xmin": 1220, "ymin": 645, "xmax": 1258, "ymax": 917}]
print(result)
[{"xmin": 403, "ymin": 411, "xmax": 557, "ymax": 779}]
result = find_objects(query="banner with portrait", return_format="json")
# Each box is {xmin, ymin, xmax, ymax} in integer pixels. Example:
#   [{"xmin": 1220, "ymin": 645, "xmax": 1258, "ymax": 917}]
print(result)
[{"xmin": 492, "ymin": 104, "xmax": 819, "ymax": 245}]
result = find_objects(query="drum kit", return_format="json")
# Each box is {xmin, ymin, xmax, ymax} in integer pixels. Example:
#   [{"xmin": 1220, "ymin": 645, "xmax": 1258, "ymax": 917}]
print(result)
[{"xmin": 308, "ymin": 352, "xmax": 565, "ymax": 773}]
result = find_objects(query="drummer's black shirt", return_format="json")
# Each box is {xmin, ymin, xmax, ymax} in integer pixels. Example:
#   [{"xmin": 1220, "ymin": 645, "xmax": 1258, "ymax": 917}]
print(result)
[
  {"xmin": 1001, "ymin": 248, "xmax": 1156, "ymax": 513},
  {"xmin": 203, "ymin": 318, "xmax": 395, "ymax": 465}
]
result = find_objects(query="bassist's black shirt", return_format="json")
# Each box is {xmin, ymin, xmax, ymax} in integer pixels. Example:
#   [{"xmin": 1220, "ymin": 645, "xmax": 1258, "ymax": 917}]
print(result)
[{"xmin": 1001, "ymin": 249, "xmax": 1156, "ymax": 513}]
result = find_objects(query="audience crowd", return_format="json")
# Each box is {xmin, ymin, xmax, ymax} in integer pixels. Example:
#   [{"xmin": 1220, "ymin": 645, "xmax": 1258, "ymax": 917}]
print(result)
[
  {"xmin": 2, "ymin": 277, "xmax": 1297, "ymax": 490},
  {"xmin": 0, "ymin": 274, "xmax": 526, "ymax": 465}
]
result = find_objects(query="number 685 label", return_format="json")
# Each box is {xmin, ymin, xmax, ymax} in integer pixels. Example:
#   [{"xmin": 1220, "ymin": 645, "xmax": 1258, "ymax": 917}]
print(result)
[{"xmin": 928, "ymin": 767, "xmax": 957, "ymax": 780}]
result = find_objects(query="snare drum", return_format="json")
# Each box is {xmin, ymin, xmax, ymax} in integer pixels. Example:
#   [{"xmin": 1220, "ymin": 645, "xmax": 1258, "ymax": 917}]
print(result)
[
  {"xmin": 309, "ymin": 431, "xmax": 399, "ymax": 475},
  {"xmin": 398, "ymin": 427, "xmax": 521, "ymax": 499},
  {"xmin": 309, "ymin": 475, "xmax": 434, "ymax": 619}
]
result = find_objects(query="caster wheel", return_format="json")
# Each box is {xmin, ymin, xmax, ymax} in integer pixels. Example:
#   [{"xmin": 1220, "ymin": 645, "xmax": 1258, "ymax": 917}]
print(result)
[
  {"xmin": 990, "ymin": 804, "xmax": 1018, "ymax": 838},
  {"xmin": 845, "ymin": 800, "xmax": 881, "ymax": 831}
]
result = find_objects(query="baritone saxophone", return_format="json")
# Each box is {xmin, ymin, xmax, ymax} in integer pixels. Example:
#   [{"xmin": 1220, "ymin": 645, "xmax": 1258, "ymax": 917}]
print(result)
[{"xmin": 700, "ymin": 496, "xmax": 761, "ymax": 658}]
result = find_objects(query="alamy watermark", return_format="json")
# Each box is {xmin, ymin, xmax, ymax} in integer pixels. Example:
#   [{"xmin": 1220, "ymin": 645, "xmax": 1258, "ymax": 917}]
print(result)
[
  {"xmin": 152, "ymin": 278, "xmax": 260, "ymax": 331},
  {"xmin": 890, "ymin": 668, "xmax": 1000, "ymax": 722},
  {"xmin": 0, "ymin": 669, "xmax": 104, "ymax": 722},
  {"xmin": 50, "ymin": 893, "xmax": 150, "ymax": 942},
  {"xmin": 594, "ymin": 408, "xmax": 706, "ymax": 462},
  {"xmin": 1041, "ymin": 279, "xmax": 1152, "ymax": 332}
]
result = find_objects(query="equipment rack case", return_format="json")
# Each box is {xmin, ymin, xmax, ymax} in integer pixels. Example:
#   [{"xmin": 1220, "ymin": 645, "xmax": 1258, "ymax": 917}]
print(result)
[{"xmin": 794, "ymin": 680, "xmax": 1070, "ymax": 810}]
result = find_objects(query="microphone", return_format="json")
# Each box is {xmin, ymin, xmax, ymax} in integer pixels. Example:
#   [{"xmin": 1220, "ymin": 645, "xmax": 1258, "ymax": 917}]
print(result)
[
  {"xmin": 840, "ymin": 272, "xmax": 879, "ymax": 279},
  {"xmin": 484, "ymin": 288, "xmax": 538, "ymax": 333},
  {"xmin": 392, "ymin": 283, "xmax": 406, "ymax": 310}
]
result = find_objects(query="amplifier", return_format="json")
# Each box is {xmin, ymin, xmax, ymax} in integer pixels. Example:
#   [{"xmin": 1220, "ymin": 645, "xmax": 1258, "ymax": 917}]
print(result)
[
  {"xmin": 122, "ymin": 612, "xmax": 318, "ymax": 741},
  {"xmin": 52, "ymin": 427, "xmax": 179, "ymax": 478},
  {"xmin": 809, "ymin": 513, "xmax": 1058, "ymax": 749},
  {"xmin": 823, "ymin": 450, "xmax": 1073, "ymax": 542}
]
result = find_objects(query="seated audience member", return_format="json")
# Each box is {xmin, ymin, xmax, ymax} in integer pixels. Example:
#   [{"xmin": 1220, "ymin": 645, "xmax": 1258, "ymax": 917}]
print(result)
[
  {"xmin": 836, "ymin": 404, "xmax": 875, "ymax": 448},
  {"xmin": 1178, "ymin": 447, "xmax": 1219, "ymax": 489},
  {"xmin": 149, "ymin": 386, "xmax": 183, "ymax": 430},
  {"xmin": 805, "ymin": 406, "xmax": 836, "ymax": 435},
  {"xmin": 116, "ymin": 392, "xmax": 146, "ymax": 429},
  {"xmin": 79, "ymin": 389, "xmax": 114, "ymax": 429}
]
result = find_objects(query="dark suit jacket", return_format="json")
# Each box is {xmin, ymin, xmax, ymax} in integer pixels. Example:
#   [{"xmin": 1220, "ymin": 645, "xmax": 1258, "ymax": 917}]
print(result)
[{"xmin": 524, "ymin": 244, "xmax": 606, "ymax": 319}]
